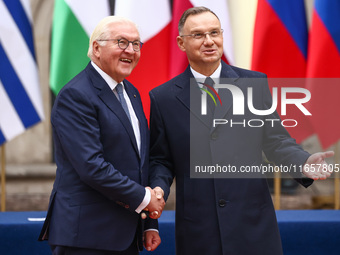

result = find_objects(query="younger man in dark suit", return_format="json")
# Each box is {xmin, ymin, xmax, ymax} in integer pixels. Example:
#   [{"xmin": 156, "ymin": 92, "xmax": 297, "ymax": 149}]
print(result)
[{"xmin": 149, "ymin": 6, "xmax": 333, "ymax": 255}]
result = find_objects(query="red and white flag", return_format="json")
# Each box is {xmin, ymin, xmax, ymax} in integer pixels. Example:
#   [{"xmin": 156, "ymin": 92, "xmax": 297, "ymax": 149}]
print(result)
[
  {"xmin": 114, "ymin": 0, "xmax": 172, "ymax": 119},
  {"xmin": 115, "ymin": 1, "xmax": 233, "ymax": 118}
]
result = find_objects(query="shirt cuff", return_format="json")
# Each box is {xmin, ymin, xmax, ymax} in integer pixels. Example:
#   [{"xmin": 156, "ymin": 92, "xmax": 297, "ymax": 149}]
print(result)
[
  {"xmin": 135, "ymin": 188, "xmax": 151, "ymax": 213},
  {"xmin": 144, "ymin": 229, "xmax": 159, "ymax": 233}
]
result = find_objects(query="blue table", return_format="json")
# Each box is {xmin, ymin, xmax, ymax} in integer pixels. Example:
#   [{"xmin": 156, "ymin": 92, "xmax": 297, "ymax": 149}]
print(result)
[
  {"xmin": 0, "ymin": 210, "xmax": 339, "ymax": 255},
  {"xmin": 0, "ymin": 211, "xmax": 175, "ymax": 255},
  {"xmin": 0, "ymin": 211, "xmax": 50, "ymax": 255},
  {"xmin": 278, "ymin": 210, "xmax": 340, "ymax": 255}
]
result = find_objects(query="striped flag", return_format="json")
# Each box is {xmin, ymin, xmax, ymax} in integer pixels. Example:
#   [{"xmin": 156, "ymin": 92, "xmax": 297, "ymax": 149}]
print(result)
[
  {"xmin": 251, "ymin": 0, "xmax": 313, "ymax": 143},
  {"xmin": 306, "ymin": 0, "xmax": 340, "ymax": 149},
  {"xmin": 170, "ymin": 0, "xmax": 234, "ymax": 78},
  {"xmin": 50, "ymin": 0, "xmax": 110, "ymax": 95},
  {"xmin": 0, "ymin": 0, "xmax": 44, "ymax": 145},
  {"xmin": 114, "ymin": 0, "xmax": 172, "ymax": 119}
]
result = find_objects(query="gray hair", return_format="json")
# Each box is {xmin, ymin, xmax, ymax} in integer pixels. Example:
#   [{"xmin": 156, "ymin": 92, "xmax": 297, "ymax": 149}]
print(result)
[{"xmin": 87, "ymin": 16, "xmax": 139, "ymax": 59}]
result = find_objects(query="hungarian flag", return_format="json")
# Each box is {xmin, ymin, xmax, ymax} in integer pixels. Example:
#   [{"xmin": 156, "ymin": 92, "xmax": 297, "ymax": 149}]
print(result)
[
  {"xmin": 50, "ymin": 0, "xmax": 110, "ymax": 95},
  {"xmin": 170, "ymin": 0, "xmax": 234, "ymax": 78},
  {"xmin": 306, "ymin": 0, "xmax": 340, "ymax": 149},
  {"xmin": 252, "ymin": 0, "xmax": 313, "ymax": 143},
  {"xmin": 114, "ymin": 0, "xmax": 172, "ymax": 119}
]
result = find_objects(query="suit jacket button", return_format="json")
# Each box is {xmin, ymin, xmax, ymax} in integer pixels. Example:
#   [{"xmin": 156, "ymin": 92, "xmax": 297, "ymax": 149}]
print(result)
[
  {"xmin": 219, "ymin": 199, "xmax": 227, "ymax": 207},
  {"xmin": 211, "ymin": 132, "xmax": 218, "ymax": 140}
]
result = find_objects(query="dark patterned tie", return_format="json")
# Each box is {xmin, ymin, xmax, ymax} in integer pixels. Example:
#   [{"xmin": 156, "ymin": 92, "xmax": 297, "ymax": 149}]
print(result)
[
  {"xmin": 204, "ymin": 77, "xmax": 216, "ymax": 114},
  {"xmin": 116, "ymin": 83, "xmax": 132, "ymax": 123}
]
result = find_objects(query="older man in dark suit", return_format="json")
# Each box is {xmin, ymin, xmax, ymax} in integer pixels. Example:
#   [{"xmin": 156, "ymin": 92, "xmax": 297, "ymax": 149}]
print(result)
[
  {"xmin": 149, "ymin": 6, "xmax": 333, "ymax": 255},
  {"xmin": 39, "ymin": 16, "xmax": 164, "ymax": 254}
]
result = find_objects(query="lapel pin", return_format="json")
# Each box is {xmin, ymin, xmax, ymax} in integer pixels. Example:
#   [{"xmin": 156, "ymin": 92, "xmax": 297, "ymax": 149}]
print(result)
[{"xmin": 134, "ymin": 95, "xmax": 136, "ymax": 98}]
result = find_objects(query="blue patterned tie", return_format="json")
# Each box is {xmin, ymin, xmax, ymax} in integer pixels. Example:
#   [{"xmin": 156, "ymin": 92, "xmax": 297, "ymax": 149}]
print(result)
[{"xmin": 116, "ymin": 83, "xmax": 132, "ymax": 123}]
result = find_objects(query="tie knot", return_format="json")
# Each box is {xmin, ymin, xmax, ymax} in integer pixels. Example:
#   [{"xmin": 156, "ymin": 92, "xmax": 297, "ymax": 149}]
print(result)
[
  {"xmin": 116, "ymin": 83, "xmax": 124, "ymax": 95},
  {"xmin": 204, "ymin": 77, "xmax": 214, "ymax": 88}
]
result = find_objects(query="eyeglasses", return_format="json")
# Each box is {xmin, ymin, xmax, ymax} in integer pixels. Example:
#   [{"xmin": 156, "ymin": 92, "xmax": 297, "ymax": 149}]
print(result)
[
  {"xmin": 180, "ymin": 29, "xmax": 224, "ymax": 40},
  {"xmin": 97, "ymin": 38, "xmax": 143, "ymax": 51}
]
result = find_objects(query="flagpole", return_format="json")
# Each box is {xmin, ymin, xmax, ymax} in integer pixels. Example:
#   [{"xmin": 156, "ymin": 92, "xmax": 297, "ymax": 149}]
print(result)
[
  {"xmin": 274, "ymin": 167, "xmax": 281, "ymax": 210},
  {"xmin": 1, "ymin": 145, "xmax": 6, "ymax": 212}
]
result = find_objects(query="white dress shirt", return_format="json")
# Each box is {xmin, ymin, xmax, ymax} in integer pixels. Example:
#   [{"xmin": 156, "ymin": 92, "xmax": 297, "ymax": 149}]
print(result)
[{"xmin": 190, "ymin": 63, "xmax": 222, "ymax": 88}]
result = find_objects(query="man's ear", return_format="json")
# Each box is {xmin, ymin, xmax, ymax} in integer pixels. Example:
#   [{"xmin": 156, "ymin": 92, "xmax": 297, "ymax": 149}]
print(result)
[
  {"xmin": 176, "ymin": 36, "xmax": 186, "ymax": 52},
  {"xmin": 93, "ymin": 41, "xmax": 101, "ymax": 58}
]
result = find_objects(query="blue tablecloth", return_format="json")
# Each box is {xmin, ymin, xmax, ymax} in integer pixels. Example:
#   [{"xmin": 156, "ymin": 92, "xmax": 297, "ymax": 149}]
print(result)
[
  {"xmin": 0, "ymin": 210, "xmax": 339, "ymax": 255},
  {"xmin": 0, "ymin": 211, "xmax": 49, "ymax": 255},
  {"xmin": 278, "ymin": 210, "xmax": 340, "ymax": 255}
]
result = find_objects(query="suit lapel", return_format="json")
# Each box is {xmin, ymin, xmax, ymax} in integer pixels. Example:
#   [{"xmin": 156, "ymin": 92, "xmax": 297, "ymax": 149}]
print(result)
[
  {"xmin": 86, "ymin": 64, "xmax": 139, "ymax": 157},
  {"xmin": 211, "ymin": 62, "xmax": 240, "ymax": 132},
  {"xmin": 175, "ymin": 66, "xmax": 191, "ymax": 111},
  {"xmin": 175, "ymin": 63, "xmax": 242, "ymax": 130},
  {"xmin": 176, "ymin": 66, "xmax": 212, "ymax": 128}
]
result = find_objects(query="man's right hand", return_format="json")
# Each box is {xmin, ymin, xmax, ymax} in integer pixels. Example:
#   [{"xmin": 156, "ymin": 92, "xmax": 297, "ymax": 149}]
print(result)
[{"xmin": 143, "ymin": 187, "xmax": 165, "ymax": 219}]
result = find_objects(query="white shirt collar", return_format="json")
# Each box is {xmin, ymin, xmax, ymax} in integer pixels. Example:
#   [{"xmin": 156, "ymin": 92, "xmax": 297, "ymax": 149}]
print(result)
[
  {"xmin": 91, "ymin": 61, "xmax": 123, "ymax": 90},
  {"xmin": 190, "ymin": 63, "xmax": 222, "ymax": 80}
]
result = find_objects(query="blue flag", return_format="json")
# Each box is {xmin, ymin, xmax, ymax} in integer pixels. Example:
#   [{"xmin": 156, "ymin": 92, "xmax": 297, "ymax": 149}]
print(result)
[{"xmin": 0, "ymin": 0, "xmax": 44, "ymax": 145}]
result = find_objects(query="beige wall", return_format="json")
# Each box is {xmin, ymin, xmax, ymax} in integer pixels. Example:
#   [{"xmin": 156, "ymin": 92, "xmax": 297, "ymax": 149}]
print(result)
[{"xmin": 4, "ymin": 0, "xmax": 321, "ymax": 164}]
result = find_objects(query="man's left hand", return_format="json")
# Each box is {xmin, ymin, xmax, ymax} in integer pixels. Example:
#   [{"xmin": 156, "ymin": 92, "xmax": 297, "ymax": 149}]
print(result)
[
  {"xmin": 144, "ymin": 230, "xmax": 161, "ymax": 251},
  {"xmin": 303, "ymin": 151, "xmax": 334, "ymax": 180}
]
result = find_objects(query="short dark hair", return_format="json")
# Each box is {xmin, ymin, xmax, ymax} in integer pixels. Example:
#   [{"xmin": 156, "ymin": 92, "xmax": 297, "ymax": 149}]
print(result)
[{"xmin": 178, "ymin": 6, "xmax": 220, "ymax": 34}]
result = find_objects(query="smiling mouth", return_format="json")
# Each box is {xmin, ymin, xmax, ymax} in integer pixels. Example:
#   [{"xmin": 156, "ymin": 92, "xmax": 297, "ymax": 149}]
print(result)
[
  {"xmin": 120, "ymin": 58, "xmax": 132, "ymax": 63},
  {"xmin": 204, "ymin": 49, "xmax": 216, "ymax": 53}
]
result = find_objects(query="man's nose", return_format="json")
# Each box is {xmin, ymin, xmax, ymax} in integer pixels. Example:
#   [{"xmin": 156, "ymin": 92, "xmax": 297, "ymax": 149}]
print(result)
[{"xmin": 203, "ymin": 34, "xmax": 214, "ymax": 45}]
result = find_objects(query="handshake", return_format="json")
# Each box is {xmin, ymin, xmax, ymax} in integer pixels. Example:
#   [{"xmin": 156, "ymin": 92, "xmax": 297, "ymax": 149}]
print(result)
[{"xmin": 141, "ymin": 187, "xmax": 165, "ymax": 219}]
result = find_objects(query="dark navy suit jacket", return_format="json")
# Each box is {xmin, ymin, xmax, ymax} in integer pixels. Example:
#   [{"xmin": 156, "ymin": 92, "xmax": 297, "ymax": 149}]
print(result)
[
  {"xmin": 149, "ymin": 62, "xmax": 312, "ymax": 255},
  {"xmin": 39, "ymin": 63, "xmax": 154, "ymax": 251}
]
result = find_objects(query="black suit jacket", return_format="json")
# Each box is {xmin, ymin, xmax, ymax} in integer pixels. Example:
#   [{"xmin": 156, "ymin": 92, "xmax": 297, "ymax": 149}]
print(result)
[
  {"xmin": 149, "ymin": 62, "xmax": 312, "ymax": 255},
  {"xmin": 39, "ymin": 63, "xmax": 156, "ymax": 252}
]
